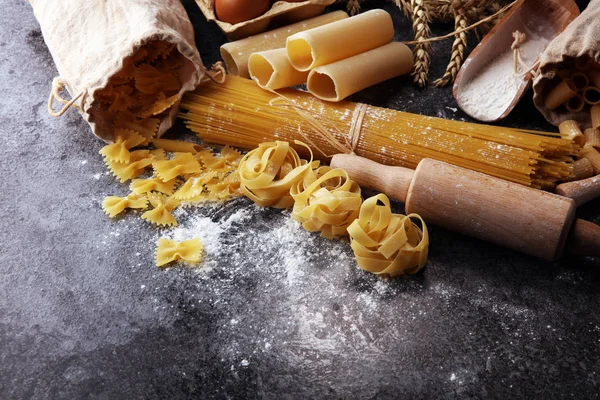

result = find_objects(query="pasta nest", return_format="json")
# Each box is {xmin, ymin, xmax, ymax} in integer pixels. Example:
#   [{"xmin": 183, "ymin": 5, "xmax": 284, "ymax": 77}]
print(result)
[
  {"xmin": 238, "ymin": 140, "xmax": 311, "ymax": 208},
  {"xmin": 347, "ymin": 194, "xmax": 429, "ymax": 277},
  {"xmin": 290, "ymin": 166, "xmax": 362, "ymax": 239}
]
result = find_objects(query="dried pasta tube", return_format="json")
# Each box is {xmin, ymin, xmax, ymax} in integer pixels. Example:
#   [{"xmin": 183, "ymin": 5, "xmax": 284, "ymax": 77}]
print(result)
[
  {"xmin": 544, "ymin": 78, "xmax": 577, "ymax": 110},
  {"xmin": 588, "ymin": 69, "xmax": 600, "ymax": 88},
  {"xmin": 580, "ymin": 143, "xmax": 600, "ymax": 174},
  {"xmin": 152, "ymin": 138, "xmax": 204, "ymax": 153},
  {"xmin": 584, "ymin": 128, "xmax": 600, "ymax": 148},
  {"xmin": 571, "ymin": 158, "xmax": 595, "ymax": 181},
  {"xmin": 591, "ymin": 105, "xmax": 600, "ymax": 128},
  {"xmin": 306, "ymin": 42, "xmax": 413, "ymax": 102},
  {"xmin": 565, "ymin": 94, "xmax": 585, "ymax": 112},
  {"xmin": 220, "ymin": 11, "xmax": 349, "ymax": 78},
  {"xmin": 286, "ymin": 9, "xmax": 394, "ymax": 72},
  {"xmin": 583, "ymin": 86, "xmax": 600, "ymax": 105},
  {"xmin": 249, "ymin": 48, "xmax": 309, "ymax": 90},
  {"xmin": 571, "ymin": 72, "xmax": 589, "ymax": 91},
  {"xmin": 559, "ymin": 120, "xmax": 586, "ymax": 147}
]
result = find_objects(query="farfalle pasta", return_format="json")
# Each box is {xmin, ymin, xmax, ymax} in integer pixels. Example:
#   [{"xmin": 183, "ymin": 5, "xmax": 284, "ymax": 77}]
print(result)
[
  {"xmin": 99, "ymin": 129, "xmax": 146, "ymax": 163},
  {"xmin": 155, "ymin": 238, "xmax": 203, "ymax": 267},
  {"xmin": 105, "ymin": 149, "xmax": 155, "ymax": 183},
  {"xmin": 141, "ymin": 194, "xmax": 180, "ymax": 226},
  {"xmin": 130, "ymin": 177, "xmax": 177, "ymax": 196},
  {"xmin": 102, "ymin": 194, "xmax": 148, "ymax": 217},
  {"xmin": 153, "ymin": 153, "xmax": 203, "ymax": 182},
  {"xmin": 238, "ymin": 141, "xmax": 311, "ymax": 208},
  {"xmin": 347, "ymin": 194, "xmax": 429, "ymax": 277},
  {"xmin": 291, "ymin": 166, "xmax": 362, "ymax": 239}
]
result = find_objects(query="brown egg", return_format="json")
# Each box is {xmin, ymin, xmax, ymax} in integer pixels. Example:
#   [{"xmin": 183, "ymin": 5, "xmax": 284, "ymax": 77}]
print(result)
[{"xmin": 215, "ymin": 0, "xmax": 271, "ymax": 24}]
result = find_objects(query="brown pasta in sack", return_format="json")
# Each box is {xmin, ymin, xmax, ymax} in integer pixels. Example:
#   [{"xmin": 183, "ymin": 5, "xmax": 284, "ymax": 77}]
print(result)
[{"xmin": 29, "ymin": 0, "xmax": 205, "ymax": 141}]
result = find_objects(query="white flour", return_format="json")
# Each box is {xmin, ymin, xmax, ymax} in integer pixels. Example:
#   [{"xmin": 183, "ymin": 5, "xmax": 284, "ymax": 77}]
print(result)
[{"xmin": 457, "ymin": 30, "xmax": 549, "ymax": 121}]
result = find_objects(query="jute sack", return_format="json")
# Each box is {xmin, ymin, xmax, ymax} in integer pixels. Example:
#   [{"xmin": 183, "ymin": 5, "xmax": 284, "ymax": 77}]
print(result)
[
  {"xmin": 29, "ymin": 0, "xmax": 205, "ymax": 141},
  {"xmin": 532, "ymin": 0, "xmax": 600, "ymax": 128}
]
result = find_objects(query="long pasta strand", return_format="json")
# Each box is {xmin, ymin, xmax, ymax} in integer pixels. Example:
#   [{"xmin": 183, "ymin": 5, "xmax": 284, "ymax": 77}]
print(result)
[{"xmin": 179, "ymin": 76, "xmax": 576, "ymax": 189}]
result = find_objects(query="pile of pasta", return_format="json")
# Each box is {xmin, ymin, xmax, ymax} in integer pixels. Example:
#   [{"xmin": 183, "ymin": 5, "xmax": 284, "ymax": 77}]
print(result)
[
  {"xmin": 246, "ymin": 9, "xmax": 412, "ymax": 102},
  {"xmin": 559, "ymin": 120, "xmax": 600, "ymax": 177},
  {"xmin": 91, "ymin": 40, "xmax": 186, "ymax": 138},
  {"xmin": 544, "ymin": 64, "xmax": 600, "ymax": 114},
  {"xmin": 101, "ymin": 139, "xmax": 242, "ymax": 226},
  {"xmin": 238, "ymin": 140, "xmax": 430, "ymax": 276}
]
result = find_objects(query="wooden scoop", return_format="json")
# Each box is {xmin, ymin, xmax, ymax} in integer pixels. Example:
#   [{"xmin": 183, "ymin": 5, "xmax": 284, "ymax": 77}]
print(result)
[
  {"xmin": 453, "ymin": 0, "xmax": 579, "ymax": 122},
  {"xmin": 331, "ymin": 154, "xmax": 600, "ymax": 260}
]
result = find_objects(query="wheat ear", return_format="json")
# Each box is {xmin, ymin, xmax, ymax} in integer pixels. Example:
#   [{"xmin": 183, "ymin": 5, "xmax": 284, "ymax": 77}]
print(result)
[
  {"xmin": 434, "ymin": 9, "xmax": 468, "ymax": 87},
  {"xmin": 411, "ymin": 0, "xmax": 432, "ymax": 87},
  {"xmin": 346, "ymin": 0, "xmax": 362, "ymax": 15},
  {"xmin": 390, "ymin": 0, "xmax": 414, "ymax": 17}
]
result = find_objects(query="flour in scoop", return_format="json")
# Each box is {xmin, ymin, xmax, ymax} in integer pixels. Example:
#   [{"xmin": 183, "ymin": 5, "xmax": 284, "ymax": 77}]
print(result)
[{"xmin": 457, "ymin": 33, "xmax": 549, "ymax": 121}]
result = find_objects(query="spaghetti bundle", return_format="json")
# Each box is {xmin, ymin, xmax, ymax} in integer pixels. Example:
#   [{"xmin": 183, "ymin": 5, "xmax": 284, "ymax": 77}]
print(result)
[{"xmin": 180, "ymin": 76, "xmax": 577, "ymax": 189}]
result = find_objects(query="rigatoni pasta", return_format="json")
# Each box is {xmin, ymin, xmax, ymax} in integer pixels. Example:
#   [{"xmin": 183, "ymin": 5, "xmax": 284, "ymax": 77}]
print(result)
[
  {"xmin": 544, "ymin": 78, "xmax": 577, "ymax": 110},
  {"xmin": 580, "ymin": 143, "xmax": 600, "ymax": 173},
  {"xmin": 584, "ymin": 128, "xmax": 600, "ymax": 148},
  {"xmin": 566, "ymin": 94, "xmax": 585, "ymax": 112}
]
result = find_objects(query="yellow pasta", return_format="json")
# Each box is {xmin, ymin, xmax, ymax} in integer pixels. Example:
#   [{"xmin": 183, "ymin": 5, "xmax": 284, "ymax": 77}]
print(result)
[
  {"xmin": 206, "ymin": 172, "xmax": 242, "ymax": 200},
  {"xmin": 152, "ymin": 138, "xmax": 204, "ymax": 154},
  {"xmin": 249, "ymin": 48, "xmax": 309, "ymax": 90},
  {"xmin": 584, "ymin": 128, "xmax": 600, "ymax": 148},
  {"xmin": 99, "ymin": 129, "xmax": 146, "ymax": 163},
  {"xmin": 347, "ymin": 194, "xmax": 428, "ymax": 277},
  {"xmin": 571, "ymin": 158, "xmax": 595, "ymax": 181},
  {"xmin": 558, "ymin": 120, "xmax": 586, "ymax": 147},
  {"xmin": 102, "ymin": 193, "xmax": 148, "ymax": 217},
  {"xmin": 238, "ymin": 141, "xmax": 311, "ymax": 208},
  {"xmin": 135, "ymin": 64, "xmax": 181, "ymax": 94},
  {"xmin": 153, "ymin": 152, "xmax": 202, "ymax": 181},
  {"xmin": 114, "ymin": 110, "xmax": 160, "ymax": 144},
  {"xmin": 571, "ymin": 72, "xmax": 589, "ymax": 91},
  {"xmin": 584, "ymin": 86, "xmax": 600, "ymax": 105},
  {"xmin": 155, "ymin": 238, "xmax": 203, "ymax": 267},
  {"xmin": 591, "ymin": 105, "xmax": 600, "ymax": 129},
  {"xmin": 106, "ymin": 149, "xmax": 154, "ymax": 183},
  {"xmin": 172, "ymin": 171, "xmax": 218, "ymax": 200},
  {"xmin": 138, "ymin": 92, "xmax": 180, "ymax": 118},
  {"xmin": 130, "ymin": 177, "xmax": 177, "ymax": 195},
  {"xmin": 544, "ymin": 78, "xmax": 577, "ymax": 110},
  {"xmin": 180, "ymin": 76, "xmax": 576, "ymax": 189},
  {"xmin": 141, "ymin": 194, "xmax": 180, "ymax": 226},
  {"xmin": 580, "ymin": 143, "xmax": 600, "ymax": 174},
  {"xmin": 290, "ymin": 166, "xmax": 362, "ymax": 239},
  {"xmin": 565, "ymin": 94, "xmax": 585, "ymax": 112}
]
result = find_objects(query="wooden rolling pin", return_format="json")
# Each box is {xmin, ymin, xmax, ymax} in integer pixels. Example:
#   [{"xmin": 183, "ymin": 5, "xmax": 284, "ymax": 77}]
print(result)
[
  {"xmin": 331, "ymin": 154, "xmax": 600, "ymax": 260},
  {"xmin": 555, "ymin": 175, "xmax": 600, "ymax": 207}
]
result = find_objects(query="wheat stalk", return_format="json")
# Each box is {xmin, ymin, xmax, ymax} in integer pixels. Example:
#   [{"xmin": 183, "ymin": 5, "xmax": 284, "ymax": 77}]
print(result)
[
  {"xmin": 411, "ymin": 0, "xmax": 432, "ymax": 87},
  {"xmin": 433, "ymin": 8, "xmax": 467, "ymax": 86}
]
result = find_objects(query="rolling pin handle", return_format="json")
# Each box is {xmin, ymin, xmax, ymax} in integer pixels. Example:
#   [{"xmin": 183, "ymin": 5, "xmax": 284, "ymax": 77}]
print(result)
[{"xmin": 566, "ymin": 219, "xmax": 600, "ymax": 257}]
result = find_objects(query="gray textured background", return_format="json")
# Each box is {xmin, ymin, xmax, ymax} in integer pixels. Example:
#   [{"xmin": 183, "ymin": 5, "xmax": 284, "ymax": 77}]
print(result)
[{"xmin": 1, "ymin": 0, "xmax": 599, "ymax": 398}]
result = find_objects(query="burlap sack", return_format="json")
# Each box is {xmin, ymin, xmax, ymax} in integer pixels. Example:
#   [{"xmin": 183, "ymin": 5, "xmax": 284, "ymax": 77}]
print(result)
[
  {"xmin": 197, "ymin": 0, "xmax": 336, "ymax": 40},
  {"xmin": 532, "ymin": 0, "xmax": 599, "ymax": 128},
  {"xmin": 29, "ymin": 0, "xmax": 205, "ymax": 141}
]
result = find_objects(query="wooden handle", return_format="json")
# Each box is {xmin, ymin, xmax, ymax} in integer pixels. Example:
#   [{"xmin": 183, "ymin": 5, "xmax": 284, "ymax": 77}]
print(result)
[
  {"xmin": 566, "ymin": 219, "xmax": 600, "ymax": 257},
  {"xmin": 555, "ymin": 175, "xmax": 600, "ymax": 207},
  {"xmin": 330, "ymin": 154, "xmax": 414, "ymax": 202},
  {"xmin": 332, "ymin": 154, "xmax": 590, "ymax": 260}
]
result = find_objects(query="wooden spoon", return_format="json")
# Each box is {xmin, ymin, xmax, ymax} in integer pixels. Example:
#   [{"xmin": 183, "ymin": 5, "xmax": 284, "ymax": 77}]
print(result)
[{"xmin": 453, "ymin": 0, "xmax": 579, "ymax": 122}]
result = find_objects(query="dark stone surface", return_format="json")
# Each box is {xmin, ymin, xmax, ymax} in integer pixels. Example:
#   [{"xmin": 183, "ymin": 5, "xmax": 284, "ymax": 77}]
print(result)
[{"xmin": 1, "ymin": 0, "xmax": 599, "ymax": 399}]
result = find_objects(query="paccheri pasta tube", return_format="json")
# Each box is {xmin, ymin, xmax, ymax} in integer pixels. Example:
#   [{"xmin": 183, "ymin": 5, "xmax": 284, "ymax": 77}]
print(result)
[
  {"xmin": 307, "ymin": 42, "xmax": 413, "ymax": 102},
  {"xmin": 286, "ymin": 9, "xmax": 395, "ymax": 72},
  {"xmin": 220, "ymin": 11, "xmax": 349, "ymax": 78},
  {"xmin": 249, "ymin": 48, "xmax": 309, "ymax": 90},
  {"xmin": 30, "ymin": 0, "xmax": 204, "ymax": 141}
]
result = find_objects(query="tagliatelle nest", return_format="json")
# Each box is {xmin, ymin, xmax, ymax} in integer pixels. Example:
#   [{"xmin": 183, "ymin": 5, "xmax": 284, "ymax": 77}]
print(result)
[{"xmin": 345, "ymin": 0, "xmax": 509, "ymax": 86}]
